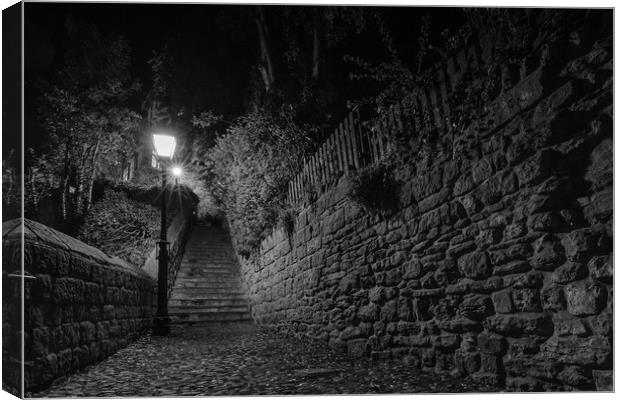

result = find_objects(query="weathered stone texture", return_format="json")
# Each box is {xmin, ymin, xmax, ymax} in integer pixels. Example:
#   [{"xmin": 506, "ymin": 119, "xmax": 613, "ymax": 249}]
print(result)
[
  {"xmin": 235, "ymin": 15, "xmax": 612, "ymax": 393},
  {"xmin": 3, "ymin": 219, "xmax": 157, "ymax": 393}
]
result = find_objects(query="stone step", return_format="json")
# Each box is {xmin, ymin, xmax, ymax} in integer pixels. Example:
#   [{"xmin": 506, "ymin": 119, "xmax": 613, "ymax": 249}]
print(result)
[
  {"xmin": 177, "ymin": 270, "xmax": 239, "ymax": 281},
  {"xmin": 175, "ymin": 275, "xmax": 236, "ymax": 281},
  {"xmin": 174, "ymin": 281, "xmax": 243, "ymax": 292},
  {"xmin": 169, "ymin": 298, "xmax": 249, "ymax": 307},
  {"xmin": 187, "ymin": 239, "xmax": 230, "ymax": 242},
  {"xmin": 184, "ymin": 256, "xmax": 233, "ymax": 260},
  {"xmin": 176, "ymin": 266, "xmax": 238, "ymax": 272},
  {"xmin": 189, "ymin": 253, "xmax": 232, "ymax": 256},
  {"xmin": 189, "ymin": 231, "xmax": 228, "ymax": 236},
  {"xmin": 176, "ymin": 271, "xmax": 241, "ymax": 282},
  {"xmin": 181, "ymin": 261, "xmax": 236, "ymax": 266},
  {"xmin": 169, "ymin": 225, "xmax": 251, "ymax": 324},
  {"xmin": 186, "ymin": 242, "xmax": 232, "ymax": 245},
  {"xmin": 186, "ymin": 244, "xmax": 231, "ymax": 248},
  {"xmin": 171, "ymin": 287, "xmax": 246, "ymax": 296},
  {"xmin": 183, "ymin": 253, "xmax": 234, "ymax": 258},
  {"xmin": 176, "ymin": 269, "xmax": 237, "ymax": 274},
  {"xmin": 182, "ymin": 257, "xmax": 237, "ymax": 262},
  {"xmin": 176, "ymin": 270, "xmax": 239, "ymax": 277},
  {"xmin": 186, "ymin": 238, "xmax": 229, "ymax": 241},
  {"xmin": 186, "ymin": 241, "xmax": 231, "ymax": 245},
  {"xmin": 187, "ymin": 250, "xmax": 233, "ymax": 253},
  {"xmin": 179, "ymin": 261, "xmax": 237, "ymax": 265},
  {"xmin": 175, "ymin": 270, "xmax": 237, "ymax": 276},
  {"xmin": 184, "ymin": 252, "xmax": 235, "ymax": 256},
  {"xmin": 183, "ymin": 257, "xmax": 235, "ymax": 262},
  {"xmin": 173, "ymin": 282, "xmax": 242, "ymax": 289},
  {"xmin": 170, "ymin": 291, "xmax": 247, "ymax": 299},
  {"xmin": 174, "ymin": 279, "xmax": 241, "ymax": 287},
  {"xmin": 183, "ymin": 252, "xmax": 235, "ymax": 256},
  {"xmin": 183, "ymin": 249, "xmax": 233, "ymax": 253},
  {"xmin": 178, "ymin": 263, "xmax": 238, "ymax": 269},
  {"xmin": 169, "ymin": 305, "xmax": 249, "ymax": 313},
  {"xmin": 182, "ymin": 260, "xmax": 238, "ymax": 269},
  {"xmin": 175, "ymin": 274, "xmax": 238, "ymax": 281},
  {"xmin": 169, "ymin": 311, "xmax": 252, "ymax": 324},
  {"xmin": 178, "ymin": 262, "xmax": 236, "ymax": 267}
]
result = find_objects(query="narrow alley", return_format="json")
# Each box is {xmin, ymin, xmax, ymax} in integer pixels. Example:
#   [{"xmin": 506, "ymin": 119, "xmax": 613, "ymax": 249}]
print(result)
[
  {"xmin": 30, "ymin": 323, "xmax": 497, "ymax": 397},
  {"xmin": 5, "ymin": 4, "xmax": 614, "ymax": 396}
]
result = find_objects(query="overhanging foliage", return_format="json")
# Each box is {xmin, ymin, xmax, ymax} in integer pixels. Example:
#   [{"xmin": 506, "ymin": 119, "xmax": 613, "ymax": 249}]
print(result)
[{"xmin": 204, "ymin": 110, "xmax": 310, "ymax": 257}]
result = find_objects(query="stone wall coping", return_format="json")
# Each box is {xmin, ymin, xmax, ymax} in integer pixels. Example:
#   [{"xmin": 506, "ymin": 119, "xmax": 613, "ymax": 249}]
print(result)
[{"xmin": 3, "ymin": 218, "xmax": 152, "ymax": 280}]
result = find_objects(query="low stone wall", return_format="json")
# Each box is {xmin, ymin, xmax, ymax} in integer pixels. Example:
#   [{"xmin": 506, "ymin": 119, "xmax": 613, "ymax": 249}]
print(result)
[
  {"xmin": 2, "ymin": 219, "xmax": 156, "ymax": 394},
  {"xmin": 237, "ymin": 16, "xmax": 613, "ymax": 392}
]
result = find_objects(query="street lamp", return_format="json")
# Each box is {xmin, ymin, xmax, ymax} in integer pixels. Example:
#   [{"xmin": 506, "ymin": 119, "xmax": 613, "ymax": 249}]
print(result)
[
  {"xmin": 152, "ymin": 133, "xmax": 177, "ymax": 335},
  {"xmin": 171, "ymin": 166, "xmax": 182, "ymax": 185}
]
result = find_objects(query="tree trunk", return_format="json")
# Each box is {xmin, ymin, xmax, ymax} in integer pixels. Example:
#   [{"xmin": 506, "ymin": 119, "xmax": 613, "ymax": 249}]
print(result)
[
  {"xmin": 28, "ymin": 169, "xmax": 37, "ymax": 213},
  {"xmin": 85, "ymin": 140, "xmax": 100, "ymax": 214},
  {"xmin": 255, "ymin": 6, "xmax": 275, "ymax": 92},
  {"xmin": 61, "ymin": 175, "xmax": 70, "ymax": 223},
  {"xmin": 60, "ymin": 141, "xmax": 72, "ymax": 223},
  {"xmin": 75, "ymin": 143, "xmax": 93, "ymax": 217},
  {"xmin": 312, "ymin": 10, "xmax": 320, "ymax": 79}
]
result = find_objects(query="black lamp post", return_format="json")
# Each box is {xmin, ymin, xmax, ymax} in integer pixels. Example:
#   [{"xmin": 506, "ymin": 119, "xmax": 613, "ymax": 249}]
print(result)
[{"xmin": 152, "ymin": 133, "xmax": 177, "ymax": 335}]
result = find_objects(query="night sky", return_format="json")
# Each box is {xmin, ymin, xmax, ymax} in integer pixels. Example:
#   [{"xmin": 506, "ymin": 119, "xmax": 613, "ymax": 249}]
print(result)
[
  {"xmin": 24, "ymin": 2, "xmax": 253, "ymax": 153},
  {"xmin": 21, "ymin": 2, "xmax": 465, "ymax": 156}
]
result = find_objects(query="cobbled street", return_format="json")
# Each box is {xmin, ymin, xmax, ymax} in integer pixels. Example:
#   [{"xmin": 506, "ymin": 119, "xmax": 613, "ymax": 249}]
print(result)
[{"xmin": 30, "ymin": 323, "xmax": 498, "ymax": 397}]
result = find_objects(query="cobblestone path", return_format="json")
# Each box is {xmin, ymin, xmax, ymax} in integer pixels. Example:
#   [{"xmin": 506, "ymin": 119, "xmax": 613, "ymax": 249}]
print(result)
[{"xmin": 31, "ymin": 323, "xmax": 498, "ymax": 397}]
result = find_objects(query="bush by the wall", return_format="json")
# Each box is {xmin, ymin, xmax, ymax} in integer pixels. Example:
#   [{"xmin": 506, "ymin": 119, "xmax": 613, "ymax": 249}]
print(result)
[
  {"xmin": 345, "ymin": 161, "xmax": 399, "ymax": 214},
  {"xmin": 205, "ymin": 110, "xmax": 310, "ymax": 257},
  {"xmin": 278, "ymin": 206, "xmax": 298, "ymax": 239},
  {"xmin": 78, "ymin": 189, "xmax": 159, "ymax": 266}
]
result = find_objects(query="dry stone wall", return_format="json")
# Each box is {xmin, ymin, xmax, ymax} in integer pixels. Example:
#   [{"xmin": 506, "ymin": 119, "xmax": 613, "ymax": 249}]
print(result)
[
  {"xmin": 237, "ymin": 15, "xmax": 613, "ymax": 392},
  {"xmin": 2, "ymin": 219, "xmax": 156, "ymax": 394}
]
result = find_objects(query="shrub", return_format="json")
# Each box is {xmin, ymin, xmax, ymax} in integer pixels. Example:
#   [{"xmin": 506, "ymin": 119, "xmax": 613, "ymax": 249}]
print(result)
[
  {"xmin": 91, "ymin": 178, "xmax": 198, "ymax": 220},
  {"xmin": 78, "ymin": 189, "xmax": 160, "ymax": 266},
  {"xmin": 204, "ymin": 110, "xmax": 310, "ymax": 257},
  {"xmin": 278, "ymin": 206, "xmax": 298, "ymax": 239},
  {"xmin": 346, "ymin": 161, "xmax": 399, "ymax": 214}
]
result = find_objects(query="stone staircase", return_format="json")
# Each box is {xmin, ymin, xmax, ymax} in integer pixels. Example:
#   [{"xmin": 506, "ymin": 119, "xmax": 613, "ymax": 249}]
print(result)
[{"xmin": 168, "ymin": 224, "xmax": 252, "ymax": 324}]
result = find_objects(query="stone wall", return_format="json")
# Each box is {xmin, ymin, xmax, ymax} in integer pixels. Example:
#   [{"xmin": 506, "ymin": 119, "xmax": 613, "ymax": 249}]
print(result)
[
  {"xmin": 237, "ymin": 12, "xmax": 613, "ymax": 391},
  {"xmin": 2, "ymin": 219, "xmax": 157, "ymax": 394}
]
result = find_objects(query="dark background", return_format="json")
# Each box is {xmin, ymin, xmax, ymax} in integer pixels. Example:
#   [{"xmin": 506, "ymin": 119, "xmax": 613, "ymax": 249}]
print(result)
[{"xmin": 19, "ymin": 2, "xmax": 466, "ymax": 163}]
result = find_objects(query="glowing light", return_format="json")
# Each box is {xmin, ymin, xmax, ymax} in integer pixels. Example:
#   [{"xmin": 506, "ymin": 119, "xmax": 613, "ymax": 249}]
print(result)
[
  {"xmin": 171, "ymin": 166, "xmax": 182, "ymax": 177},
  {"xmin": 152, "ymin": 134, "xmax": 176, "ymax": 159}
]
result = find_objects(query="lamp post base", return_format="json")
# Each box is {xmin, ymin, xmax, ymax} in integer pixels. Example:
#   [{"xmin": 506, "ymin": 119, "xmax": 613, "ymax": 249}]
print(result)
[{"xmin": 152, "ymin": 315, "xmax": 171, "ymax": 336}]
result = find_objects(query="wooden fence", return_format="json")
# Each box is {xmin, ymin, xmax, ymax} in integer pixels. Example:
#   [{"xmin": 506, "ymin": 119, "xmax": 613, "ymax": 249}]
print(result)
[
  {"xmin": 285, "ymin": 108, "xmax": 392, "ymax": 206},
  {"xmin": 285, "ymin": 27, "xmax": 543, "ymax": 207}
]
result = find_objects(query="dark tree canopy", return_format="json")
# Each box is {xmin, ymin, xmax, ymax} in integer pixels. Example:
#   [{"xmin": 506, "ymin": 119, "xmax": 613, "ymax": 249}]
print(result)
[{"xmin": 18, "ymin": 3, "xmax": 468, "ymax": 236}]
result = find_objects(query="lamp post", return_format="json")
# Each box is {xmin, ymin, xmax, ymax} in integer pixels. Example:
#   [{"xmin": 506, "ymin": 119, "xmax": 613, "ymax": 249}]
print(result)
[
  {"xmin": 171, "ymin": 165, "xmax": 182, "ymax": 186},
  {"xmin": 152, "ymin": 133, "xmax": 177, "ymax": 336}
]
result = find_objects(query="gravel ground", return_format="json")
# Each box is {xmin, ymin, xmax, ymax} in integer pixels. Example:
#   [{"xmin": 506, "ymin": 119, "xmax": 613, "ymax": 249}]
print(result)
[{"xmin": 30, "ymin": 323, "xmax": 499, "ymax": 397}]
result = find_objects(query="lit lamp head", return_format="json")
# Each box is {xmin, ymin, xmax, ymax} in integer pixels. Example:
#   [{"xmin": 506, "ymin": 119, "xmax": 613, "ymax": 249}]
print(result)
[
  {"xmin": 171, "ymin": 166, "xmax": 182, "ymax": 177},
  {"xmin": 152, "ymin": 133, "xmax": 177, "ymax": 159}
]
